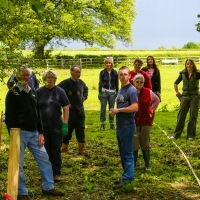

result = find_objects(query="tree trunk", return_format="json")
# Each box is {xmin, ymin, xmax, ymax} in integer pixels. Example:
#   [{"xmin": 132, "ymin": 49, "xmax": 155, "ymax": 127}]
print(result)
[
  {"xmin": 34, "ymin": 45, "xmax": 45, "ymax": 59},
  {"xmin": 33, "ymin": 36, "xmax": 52, "ymax": 59}
]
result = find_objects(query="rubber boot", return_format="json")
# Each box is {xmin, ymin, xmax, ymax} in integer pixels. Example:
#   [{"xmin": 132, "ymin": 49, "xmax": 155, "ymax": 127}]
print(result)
[
  {"xmin": 134, "ymin": 150, "xmax": 138, "ymax": 167},
  {"xmin": 61, "ymin": 143, "xmax": 73, "ymax": 154},
  {"xmin": 142, "ymin": 150, "xmax": 151, "ymax": 171},
  {"xmin": 78, "ymin": 142, "xmax": 88, "ymax": 156},
  {"xmin": 100, "ymin": 124, "xmax": 105, "ymax": 131}
]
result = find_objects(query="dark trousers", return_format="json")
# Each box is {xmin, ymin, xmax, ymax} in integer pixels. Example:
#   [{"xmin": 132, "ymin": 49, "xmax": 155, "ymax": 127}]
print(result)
[
  {"xmin": 44, "ymin": 128, "xmax": 62, "ymax": 176},
  {"xmin": 63, "ymin": 110, "xmax": 85, "ymax": 144}
]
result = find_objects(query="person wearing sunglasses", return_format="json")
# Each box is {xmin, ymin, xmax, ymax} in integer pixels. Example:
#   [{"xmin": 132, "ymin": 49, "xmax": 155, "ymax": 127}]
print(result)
[
  {"xmin": 133, "ymin": 74, "xmax": 160, "ymax": 171},
  {"xmin": 129, "ymin": 58, "xmax": 152, "ymax": 90}
]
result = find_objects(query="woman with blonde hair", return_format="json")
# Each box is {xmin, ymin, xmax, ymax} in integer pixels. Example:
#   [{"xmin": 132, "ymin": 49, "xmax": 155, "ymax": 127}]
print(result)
[
  {"xmin": 37, "ymin": 69, "xmax": 70, "ymax": 181},
  {"xmin": 98, "ymin": 57, "xmax": 118, "ymax": 130}
]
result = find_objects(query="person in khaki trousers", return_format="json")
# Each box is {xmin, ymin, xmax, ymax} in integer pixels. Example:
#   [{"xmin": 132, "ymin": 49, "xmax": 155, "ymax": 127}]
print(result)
[
  {"xmin": 58, "ymin": 65, "xmax": 88, "ymax": 155},
  {"xmin": 133, "ymin": 74, "xmax": 160, "ymax": 171}
]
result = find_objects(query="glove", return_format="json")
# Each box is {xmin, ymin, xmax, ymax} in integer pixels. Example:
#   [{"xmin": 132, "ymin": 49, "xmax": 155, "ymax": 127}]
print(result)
[
  {"xmin": 61, "ymin": 123, "xmax": 68, "ymax": 136},
  {"xmin": 98, "ymin": 92, "xmax": 102, "ymax": 101}
]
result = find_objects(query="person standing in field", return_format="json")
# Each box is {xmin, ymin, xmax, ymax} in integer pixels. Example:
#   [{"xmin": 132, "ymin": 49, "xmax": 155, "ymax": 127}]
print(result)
[
  {"xmin": 5, "ymin": 67, "xmax": 64, "ymax": 200},
  {"xmin": 98, "ymin": 57, "xmax": 118, "ymax": 130},
  {"xmin": 170, "ymin": 58, "xmax": 200, "ymax": 140},
  {"xmin": 58, "ymin": 65, "xmax": 88, "ymax": 155},
  {"xmin": 110, "ymin": 66, "xmax": 138, "ymax": 190},
  {"xmin": 129, "ymin": 58, "xmax": 152, "ymax": 90},
  {"xmin": 36, "ymin": 69, "xmax": 70, "ymax": 182},
  {"xmin": 133, "ymin": 74, "xmax": 160, "ymax": 171},
  {"xmin": 141, "ymin": 56, "xmax": 161, "ymax": 100},
  {"xmin": 7, "ymin": 60, "xmax": 40, "ymax": 90}
]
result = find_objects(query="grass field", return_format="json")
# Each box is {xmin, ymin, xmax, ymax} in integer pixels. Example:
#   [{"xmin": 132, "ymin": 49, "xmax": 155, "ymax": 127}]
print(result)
[
  {"xmin": 0, "ymin": 60, "xmax": 200, "ymax": 199},
  {"xmin": 23, "ymin": 49, "xmax": 200, "ymax": 59}
]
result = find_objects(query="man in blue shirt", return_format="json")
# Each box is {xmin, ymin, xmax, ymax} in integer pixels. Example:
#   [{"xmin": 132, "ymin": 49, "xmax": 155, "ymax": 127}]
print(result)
[{"xmin": 110, "ymin": 66, "xmax": 138, "ymax": 190}]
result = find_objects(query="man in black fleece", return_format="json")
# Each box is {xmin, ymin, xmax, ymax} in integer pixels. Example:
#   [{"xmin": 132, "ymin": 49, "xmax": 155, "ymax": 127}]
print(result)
[
  {"xmin": 58, "ymin": 65, "xmax": 88, "ymax": 155},
  {"xmin": 5, "ymin": 67, "xmax": 64, "ymax": 200}
]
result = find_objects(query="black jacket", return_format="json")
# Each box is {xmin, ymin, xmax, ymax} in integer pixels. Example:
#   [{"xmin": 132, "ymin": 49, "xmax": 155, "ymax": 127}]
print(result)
[
  {"xmin": 142, "ymin": 66, "xmax": 161, "ymax": 94},
  {"xmin": 5, "ymin": 86, "xmax": 43, "ymax": 133},
  {"xmin": 98, "ymin": 69, "xmax": 118, "ymax": 93}
]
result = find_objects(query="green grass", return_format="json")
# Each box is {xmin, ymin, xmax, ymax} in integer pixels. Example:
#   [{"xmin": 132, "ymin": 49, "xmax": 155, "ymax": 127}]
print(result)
[
  {"xmin": 1, "ymin": 63, "xmax": 200, "ymax": 199},
  {"xmin": 23, "ymin": 49, "xmax": 200, "ymax": 58}
]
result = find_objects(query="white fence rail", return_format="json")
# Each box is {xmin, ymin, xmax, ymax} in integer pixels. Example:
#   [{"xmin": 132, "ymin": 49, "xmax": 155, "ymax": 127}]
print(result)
[{"xmin": 5, "ymin": 56, "xmax": 200, "ymax": 68}]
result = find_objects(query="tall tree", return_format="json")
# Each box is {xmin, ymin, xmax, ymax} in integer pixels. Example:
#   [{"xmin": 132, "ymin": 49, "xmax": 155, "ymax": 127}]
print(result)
[{"xmin": 0, "ymin": 0, "xmax": 136, "ymax": 58}]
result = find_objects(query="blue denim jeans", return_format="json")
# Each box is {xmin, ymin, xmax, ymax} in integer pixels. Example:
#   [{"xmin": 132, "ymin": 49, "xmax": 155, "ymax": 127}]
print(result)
[
  {"xmin": 100, "ymin": 92, "xmax": 115, "ymax": 124},
  {"xmin": 116, "ymin": 124, "xmax": 135, "ymax": 183},
  {"xmin": 18, "ymin": 130, "xmax": 54, "ymax": 195}
]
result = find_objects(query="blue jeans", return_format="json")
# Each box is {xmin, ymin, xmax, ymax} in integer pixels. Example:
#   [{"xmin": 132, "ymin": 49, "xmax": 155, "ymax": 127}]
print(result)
[
  {"xmin": 116, "ymin": 125, "xmax": 135, "ymax": 183},
  {"xmin": 18, "ymin": 130, "xmax": 54, "ymax": 195},
  {"xmin": 100, "ymin": 92, "xmax": 115, "ymax": 124}
]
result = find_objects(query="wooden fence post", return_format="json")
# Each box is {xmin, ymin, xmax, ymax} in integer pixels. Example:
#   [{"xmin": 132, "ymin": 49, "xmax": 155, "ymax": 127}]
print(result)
[
  {"xmin": 7, "ymin": 128, "xmax": 20, "ymax": 200},
  {"xmin": 0, "ymin": 111, "xmax": 2, "ymax": 150}
]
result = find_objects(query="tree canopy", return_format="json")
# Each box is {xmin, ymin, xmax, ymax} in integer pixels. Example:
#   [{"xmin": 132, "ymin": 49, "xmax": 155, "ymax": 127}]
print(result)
[
  {"xmin": 183, "ymin": 42, "xmax": 200, "ymax": 49},
  {"xmin": 0, "ymin": 0, "xmax": 136, "ymax": 58}
]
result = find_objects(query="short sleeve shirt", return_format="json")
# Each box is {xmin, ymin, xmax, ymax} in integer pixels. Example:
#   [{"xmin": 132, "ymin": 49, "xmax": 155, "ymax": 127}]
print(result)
[
  {"xmin": 36, "ymin": 86, "xmax": 70, "ymax": 129},
  {"xmin": 116, "ymin": 84, "xmax": 138, "ymax": 126}
]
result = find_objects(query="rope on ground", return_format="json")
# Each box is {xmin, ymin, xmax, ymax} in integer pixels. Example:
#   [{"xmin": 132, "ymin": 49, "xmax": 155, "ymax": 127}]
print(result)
[{"xmin": 154, "ymin": 122, "xmax": 200, "ymax": 187}]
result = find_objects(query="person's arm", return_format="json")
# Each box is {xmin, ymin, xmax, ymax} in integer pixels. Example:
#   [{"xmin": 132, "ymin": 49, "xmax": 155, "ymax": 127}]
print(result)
[
  {"xmin": 5, "ymin": 90, "xmax": 15, "ymax": 133},
  {"xmin": 115, "ymin": 71, "xmax": 119, "ymax": 93},
  {"xmin": 63, "ymin": 105, "xmax": 70, "ymax": 123},
  {"xmin": 129, "ymin": 71, "xmax": 134, "ymax": 85},
  {"xmin": 110, "ymin": 102, "xmax": 138, "ymax": 116},
  {"xmin": 150, "ymin": 90, "xmax": 160, "ymax": 111},
  {"xmin": 174, "ymin": 72, "xmax": 182, "ymax": 97},
  {"xmin": 144, "ymin": 72, "xmax": 152, "ymax": 90},
  {"xmin": 83, "ymin": 82, "xmax": 88, "ymax": 102},
  {"xmin": 34, "ymin": 75, "xmax": 40, "ymax": 89},
  {"xmin": 38, "ymin": 134, "xmax": 45, "ymax": 147},
  {"xmin": 157, "ymin": 70, "xmax": 161, "ymax": 93},
  {"xmin": 98, "ymin": 71, "xmax": 103, "ymax": 100},
  {"xmin": 7, "ymin": 74, "xmax": 17, "ymax": 89}
]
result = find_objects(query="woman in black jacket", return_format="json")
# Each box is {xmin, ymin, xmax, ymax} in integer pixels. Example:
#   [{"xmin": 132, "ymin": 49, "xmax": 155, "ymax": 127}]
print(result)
[
  {"xmin": 98, "ymin": 57, "xmax": 118, "ymax": 130},
  {"xmin": 142, "ymin": 56, "xmax": 161, "ymax": 100}
]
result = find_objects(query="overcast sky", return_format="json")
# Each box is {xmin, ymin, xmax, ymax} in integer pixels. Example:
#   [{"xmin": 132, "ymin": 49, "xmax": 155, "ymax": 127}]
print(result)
[{"xmin": 63, "ymin": 0, "xmax": 200, "ymax": 50}]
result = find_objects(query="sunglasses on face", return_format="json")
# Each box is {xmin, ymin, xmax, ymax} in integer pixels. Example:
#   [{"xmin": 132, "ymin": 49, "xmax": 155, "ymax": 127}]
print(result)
[{"xmin": 136, "ymin": 81, "xmax": 144, "ymax": 84}]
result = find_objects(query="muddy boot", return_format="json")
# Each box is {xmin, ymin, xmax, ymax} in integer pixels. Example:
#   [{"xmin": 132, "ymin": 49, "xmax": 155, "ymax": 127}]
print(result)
[
  {"xmin": 78, "ymin": 142, "xmax": 88, "ymax": 156},
  {"xmin": 61, "ymin": 143, "xmax": 73, "ymax": 154},
  {"xmin": 142, "ymin": 150, "xmax": 151, "ymax": 171},
  {"xmin": 134, "ymin": 150, "xmax": 138, "ymax": 167}
]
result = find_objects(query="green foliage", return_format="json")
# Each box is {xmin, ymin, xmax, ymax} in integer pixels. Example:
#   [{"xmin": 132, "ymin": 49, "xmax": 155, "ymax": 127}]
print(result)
[
  {"xmin": 158, "ymin": 104, "xmax": 169, "ymax": 112},
  {"xmin": 183, "ymin": 42, "xmax": 200, "ymax": 49},
  {"xmin": 158, "ymin": 46, "xmax": 167, "ymax": 50},
  {"xmin": 0, "ymin": 0, "xmax": 136, "ymax": 58}
]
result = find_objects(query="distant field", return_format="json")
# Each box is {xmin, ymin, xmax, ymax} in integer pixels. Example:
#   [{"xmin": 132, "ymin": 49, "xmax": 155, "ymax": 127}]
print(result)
[{"xmin": 23, "ymin": 49, "xmax": 200, "ymax": 58}]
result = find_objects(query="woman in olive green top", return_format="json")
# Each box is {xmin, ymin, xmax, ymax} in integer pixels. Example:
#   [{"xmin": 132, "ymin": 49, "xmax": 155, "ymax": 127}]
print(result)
[{"xmin": 170, "ymin": 58, "xmax": 200, "ymax": 140}]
